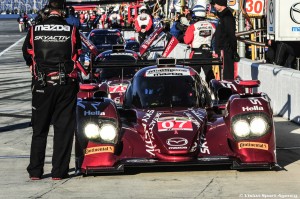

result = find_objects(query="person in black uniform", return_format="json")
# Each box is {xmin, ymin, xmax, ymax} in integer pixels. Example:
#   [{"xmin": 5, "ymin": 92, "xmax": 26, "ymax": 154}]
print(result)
[
  {"xmin": 211, "ymin": 0, "xmax": 238, "ymax": 80},
  {"xmin": 22, "ymin": 0, "xmax": 82, "ymax": 180}
]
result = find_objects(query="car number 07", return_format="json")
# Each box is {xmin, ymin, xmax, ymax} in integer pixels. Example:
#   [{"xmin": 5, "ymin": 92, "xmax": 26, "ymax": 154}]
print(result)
[{"xmin": 162, "ymin": 121, "xmax": 187, "ymax": 129}]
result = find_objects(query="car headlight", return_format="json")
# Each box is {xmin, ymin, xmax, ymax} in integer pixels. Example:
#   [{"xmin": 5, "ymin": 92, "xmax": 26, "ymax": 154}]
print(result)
[
  {"xmin": 232, "ymin": 119, "xmax": 251, "ymax": 138},
  {"xmin": 99, "ymin": 123, "xmax": 117, "ymax": 142},
  {"xmin": 250, "ymin": 116, "xmax": 268, "ymax": 136},
  {"xmin": 84, "ymin": 123, "xmax": 100, "ymax": 139}
]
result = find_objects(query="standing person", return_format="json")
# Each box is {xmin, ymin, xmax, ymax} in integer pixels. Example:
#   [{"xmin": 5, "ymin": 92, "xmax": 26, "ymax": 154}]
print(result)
[
  {"xmin": 184, "ymin": 4, "xmax": 216, "ymax": 83},
  {"xmin": 134, "ymin": 6, "xmax": 153, "ymax": 44},
  {"xmin": 17, "ymin": 14, "xmax": 25, "ymax": 32},
  {"xmin": 211, "ymin": 0, "xmax": 238, "ymax": 80},
  {"xmin": 66, "ymin": 6, "xmax": 80, "ymax": 28},
  {"xmin": 22, "ymin": 0, "xmax": 82, "ymax": 180},
  {"xmin": 108, "ymin": 7, "xmax": 122, "ymax": 29},
  {"xmin": 170, "ymin": 13, "xmax": 181, "ymax": 38}
]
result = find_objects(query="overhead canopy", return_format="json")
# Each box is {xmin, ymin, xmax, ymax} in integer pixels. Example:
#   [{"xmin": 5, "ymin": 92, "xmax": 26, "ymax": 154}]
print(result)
[
  {"xmin": 66, "ymin": 0, "xmax": 137, "ymax": 5},
  {"xmin": 71, "ymin": 4, "xmax": 99, "ymax": 11}
]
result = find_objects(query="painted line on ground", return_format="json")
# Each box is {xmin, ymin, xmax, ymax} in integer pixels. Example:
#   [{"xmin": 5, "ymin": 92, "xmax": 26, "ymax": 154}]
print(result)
[{"xmin": 0, "ymin": 36, "xmax": 25, "ymax": 57}]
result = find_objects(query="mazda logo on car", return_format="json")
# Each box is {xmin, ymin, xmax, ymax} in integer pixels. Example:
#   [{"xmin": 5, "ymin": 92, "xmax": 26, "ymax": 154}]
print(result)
[
  {"xmin": 166, "ymin": 137, "xmax": 188, "ymax": 146},
  {"xmin": 269, "ymin": 0, "xmax": 274, "ymax": 24},
  {"xmin": 290, "ymin": 2, "xmax": 300, "ymax": 24}
]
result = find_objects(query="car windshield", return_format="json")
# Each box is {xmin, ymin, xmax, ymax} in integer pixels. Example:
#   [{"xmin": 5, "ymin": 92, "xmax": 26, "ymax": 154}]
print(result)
[
  {"xmin": 90, "ymin": 34, "xmax": 124, "ymax": 45},
  {"xmin": 131, "ymin": 76, "xmax": 198, "ymax": 108},
  {"xmin": 100, "ymin": 56, "xmax": 137, "ymax": 80}
]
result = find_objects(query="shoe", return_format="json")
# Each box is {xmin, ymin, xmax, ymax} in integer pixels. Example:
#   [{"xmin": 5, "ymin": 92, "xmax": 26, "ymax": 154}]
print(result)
[{"xmin": 30, "ymin": 177, "xmax": 41, "ymax": 180}]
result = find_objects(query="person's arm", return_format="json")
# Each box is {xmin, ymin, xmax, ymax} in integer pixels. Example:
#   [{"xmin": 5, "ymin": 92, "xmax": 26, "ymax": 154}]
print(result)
[
  {"xmin": 176, "ymin": 22, "xmax": 185, "ymax": 32},
  {"xmin": 22, "ymin": 28, "xmax": 33, "ymax": 67},
  {"xmin": 224, "ymin": 15, "xmax": 237, "ymax": 52},
  {"xmin": 183, "ymin": 24, "xmax": 194, "ymax": 45}
]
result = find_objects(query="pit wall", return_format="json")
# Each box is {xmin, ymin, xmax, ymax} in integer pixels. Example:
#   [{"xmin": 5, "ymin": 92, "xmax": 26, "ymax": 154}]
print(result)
[{"xmin": 238, "ymin": 59, "xmax": 300, "ymax": 124}]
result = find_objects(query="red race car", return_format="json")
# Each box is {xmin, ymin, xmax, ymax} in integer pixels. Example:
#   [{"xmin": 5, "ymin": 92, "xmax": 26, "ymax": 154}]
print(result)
[{"xmin": 75, "ymin": 58, "xmax": 278, "ymax": 175}]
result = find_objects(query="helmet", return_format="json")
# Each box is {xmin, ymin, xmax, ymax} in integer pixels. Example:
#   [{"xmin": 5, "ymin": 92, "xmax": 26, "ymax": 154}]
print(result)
[{"xmin": 192, "ymin": 5, "xmax": 206, "ymax": 18}]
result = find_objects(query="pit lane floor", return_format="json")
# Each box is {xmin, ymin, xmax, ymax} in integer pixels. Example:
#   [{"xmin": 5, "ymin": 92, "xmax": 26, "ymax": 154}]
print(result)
[{"xmin": 0, "ymin": 21, "xmax": 300, "ymax": 199}]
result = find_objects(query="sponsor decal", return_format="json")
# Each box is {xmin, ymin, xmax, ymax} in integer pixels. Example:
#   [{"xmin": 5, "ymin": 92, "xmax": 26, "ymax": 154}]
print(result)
[
  {"xmin": 238, "ymin": 142, "xmax": 269, "ymax": 150},
  {"xmin": 109, "ymin": 85, "xmax": 127, "ymax": 93},
  {"xmin": 139, "ymin": 27, "xmax": 163, "ymax": 55},
  {"xmin": 35, "ymin": 25, "xmax": 70, "ymax": 31},
  {"xmin": 85, "ymin": 146, "xmax": 114, "ymax": 155},
  {"xmin": 292, "ymin": 27, "xmax": 300, "ymax": 32},
  {"xmin": 199, "ymin": 134, "xmax": 210, "ymax": 154},
  {"xmin": 269, "ymin": 0, "xmax": 274, "ymax": 24},
  {"xmin": 162, "ymin": 36, "xmax": 179, "ymax": 57},
  {"xmin": 80, "ymin": 32, "xmax": 98, "ymax": 56},
  {"xmin": 166, "ymin": 137, "xmax": 188, "ymax": 146},
  {"xmin": 221, "ymin": 82, "xmax": 237, "ymax": 91},
  {"xmin": 190, "ymin": 141, "xmax": 198, "ymax": 152},
  {"xmin": 84, "ymin": 110, "xmax": 105, "ymax": 116},
  {"xmin": 249, "ymin": 98, "xmax": 262, "ymax": 105},
  {"xmin": 290, "ymin": 3, "xmax": 300, "ymax": 31},
  {"xmin": 142, "ymin": 110, "xmax": 162, "ymax": 156},
  {"xmin": 157, "ymin": 119, "xmax": 192, "ymax": 132},
  {"xmin": 34, "ymin": 36, "xmax": 70, "ymax": 42},
  {"xmin": 290, "ymin": 3, "xmax": 300, "ymax": 24},
  {"xmin": 167, "ymin": 137, "xmax": 188, "ymax": 150},
  {"xmin": 145, "ymin": 68, "xmax": 190, "ymax": 77},
  {"xmin": 242, "ymin": 106, "xmax": 264, "ymax": 111}
]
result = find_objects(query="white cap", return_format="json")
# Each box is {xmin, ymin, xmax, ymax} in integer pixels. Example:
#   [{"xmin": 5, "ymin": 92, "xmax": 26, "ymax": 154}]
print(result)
[
  {"xmin": 180, "ymin": 17, "xmax": 190, "ymax": 26},
  {"xmin": 140, "ymin": 6, "xmax": 147, "ymax": 11}
]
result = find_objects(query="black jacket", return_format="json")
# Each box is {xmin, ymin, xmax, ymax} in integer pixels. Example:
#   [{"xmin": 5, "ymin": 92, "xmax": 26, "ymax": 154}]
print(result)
[
  {"xmin": 22, "ymin": 14, "xmax": 82, "ymax": 75},
  {"xmin": 214, "ymin": 8, "xmax": 237, "ymax": 54}
]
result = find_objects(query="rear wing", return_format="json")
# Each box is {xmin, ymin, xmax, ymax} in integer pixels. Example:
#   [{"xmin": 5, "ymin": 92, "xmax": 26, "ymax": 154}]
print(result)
[{"xmin": 93, "ymin": 58, "xmax": 223, "ymax": 69}]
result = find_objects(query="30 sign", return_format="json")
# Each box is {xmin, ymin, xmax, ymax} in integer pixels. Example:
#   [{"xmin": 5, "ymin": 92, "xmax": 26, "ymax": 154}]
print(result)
[{"xmin": 245, "ymin": 0, "xmax": 264, "ymax": 16}]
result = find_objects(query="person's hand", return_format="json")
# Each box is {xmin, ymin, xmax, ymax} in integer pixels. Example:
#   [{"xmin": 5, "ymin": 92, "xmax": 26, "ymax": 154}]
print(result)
[
  {"xmin": 212, "ymin": 52, "xmax": 218, "ymax": 58},
  {"xmin": 268, "ymin": 39, "xmax": 272, "ymax": 46},
  {"xmin": 29, "ymin": 65, "xmax": 33, "ymax": 73}
]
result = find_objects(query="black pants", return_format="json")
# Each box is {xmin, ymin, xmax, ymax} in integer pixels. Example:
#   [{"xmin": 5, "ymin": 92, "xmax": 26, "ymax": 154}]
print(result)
[
  {"xmin": 191, "ymin": 50, "xmax": 215, "ymax": 84},
  {"xmin": 27, "ymin": 80, "xmax": 78, "ymax": 178},
  {"xmin": 223, "ymin": 49, "xmax": 235, "ymax": 80}
]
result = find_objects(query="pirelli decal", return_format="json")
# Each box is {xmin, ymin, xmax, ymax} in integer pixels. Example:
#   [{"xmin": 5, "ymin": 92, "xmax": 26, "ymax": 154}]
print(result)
[
  {"xmin": 238, "ymin": 142, "xmax": 268, "ymax": 150},
  {"xmin": 85, "ymin": 146, "xmax": 114, "ymax": 155}
]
